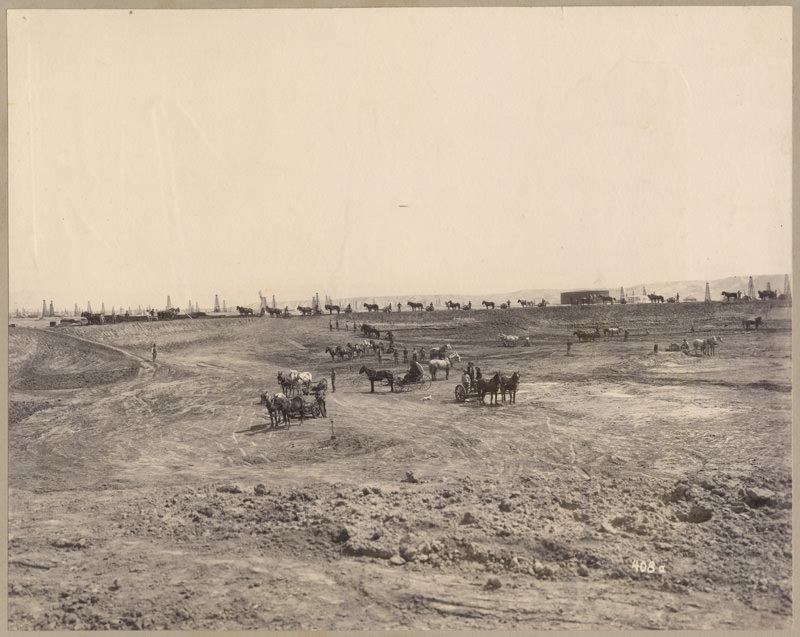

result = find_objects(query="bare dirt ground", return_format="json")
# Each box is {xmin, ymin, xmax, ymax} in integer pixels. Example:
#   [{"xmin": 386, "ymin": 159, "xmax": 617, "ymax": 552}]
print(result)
[{"xmin": 7, "ymin": 301, "xmax": 792, "ymax": 630}]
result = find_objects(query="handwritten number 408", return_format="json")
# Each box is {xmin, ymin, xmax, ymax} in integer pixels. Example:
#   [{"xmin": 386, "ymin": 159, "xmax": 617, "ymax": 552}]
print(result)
[{"xmin": 631, "ymin": 559, "xmax": 666, "ymax": 574}]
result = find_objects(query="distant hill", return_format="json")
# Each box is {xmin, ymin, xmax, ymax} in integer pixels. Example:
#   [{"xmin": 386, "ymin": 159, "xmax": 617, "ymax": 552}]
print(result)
[
  {"xmin": 275, "ymin": 274, "xmax": 790, "ymax": 309},
  {"xmin": 620, "ymin": 274, "xmax": 789, "ymax": 302}
]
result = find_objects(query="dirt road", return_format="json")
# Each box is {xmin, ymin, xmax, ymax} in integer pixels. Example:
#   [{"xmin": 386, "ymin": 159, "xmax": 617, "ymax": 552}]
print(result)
[{"xmin": 7, "ymin": 302, "xmax": 792, "ymax": 629}]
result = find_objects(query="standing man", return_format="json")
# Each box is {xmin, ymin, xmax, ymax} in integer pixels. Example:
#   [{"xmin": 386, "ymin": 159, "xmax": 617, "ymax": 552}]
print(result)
[
  {"xmin": 315, "ymin": 391, "xmax": 327, "ymax": 417},
  {"xmin": 151, "ymin": 343, "xmax": 158, "ymax": 362},
  {"xmin": 403, "ymin": 346, "xmax": 408, "ymax": 363},
  {"xmin": 331, "ymin": 368, "xmax": 336, "ymax": 393},
  {"xmin": 329, "ymin": 320, "xmax": 333, "ymax": 331},
  {"xmin": 393, "ymin": 348, "xmax": 399, "ymax": 364},
  {"xmin": 335, "ymin": 319, "xmax": 339, "ymax": 330}
]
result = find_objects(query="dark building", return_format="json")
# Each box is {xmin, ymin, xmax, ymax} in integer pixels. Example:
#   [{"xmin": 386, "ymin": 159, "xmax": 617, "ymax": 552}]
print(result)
[{"xmin": 560, "ymin": 290, "xmax": 610, "ymax": 305}]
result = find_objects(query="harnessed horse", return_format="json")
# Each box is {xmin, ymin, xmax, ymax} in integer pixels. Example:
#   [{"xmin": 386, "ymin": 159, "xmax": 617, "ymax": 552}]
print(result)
[
  {"xmin": 500, "ymin": 371, "xmax": 520, "ymax": 404},
  {"xmin": 476, "ymin": 372, "xmax": 502, "ymax": 405},
  {"xmin": 359, "ymin": 365, "xmax": 395, "ymax": 392}
]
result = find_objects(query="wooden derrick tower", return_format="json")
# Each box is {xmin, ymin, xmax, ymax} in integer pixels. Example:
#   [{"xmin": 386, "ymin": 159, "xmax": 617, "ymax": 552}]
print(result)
[
  {"xmin": 704, "ymin": 282, "xmax": 711, "ymax": 303},
  {"xmin": 783, "ymin": 274, "xmax": 791, "ymax": 300},
  {"xmin": 214, "ymin": 295, "xmax": 220, "ymax": 312},
  {"xmin": 747, "ymin": 276, "xmax": 755, "ymax": 300}
]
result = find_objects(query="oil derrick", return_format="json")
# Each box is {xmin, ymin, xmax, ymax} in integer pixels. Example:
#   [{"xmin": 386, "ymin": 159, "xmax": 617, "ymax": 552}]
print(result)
[
  {"xmin": 620, "ymin": 286, "xmax": 625, "ymax": 301},
  {"xmin": 642, "ymin": 285, "xmax": 647, "ymax": 297},
  {"xmin": 766, "ymin": 281, "xmax": 772, "ymax": 292},
  {"xmin": 74, "ymin": 304, "xmax": 79, "ymax": 317},
  {"xmin": 222, "ymin": 300, "xmax": 227, "ymax": 312},
  {"xmin": 272, "ymin": 294, "xmax": 276, "ymax": 309},
  {"xmin": 101, "ymin": 302, "xmax": 106, "ymax": 314},
  {"xmin": 87, "ymin": 301, "xmax": 92, "ymax": 313},
  {"xmin": 747, "ymin": 276, "xmax": 755, "ymax": 300},
  {"xmin": 166, "ymin": 296, "xmax": 172, "ymax": 310},
  {"xmin": 41, "ymin": 300, "xmax": 46, "ymax": 317},
  {"xmin": 704, "ymin": 282, "xmax": 711, "ymax": 303},
  {"xmin": 783, "ymin": 274, "xmax": 791, "ymax": 300},
  {"xmin": 214, "ymin": 295, "xmax": 220, "ymax": 312},
  {"xmin": 49, "ymin": 300, "xmax": 54, "ymax": 317}
]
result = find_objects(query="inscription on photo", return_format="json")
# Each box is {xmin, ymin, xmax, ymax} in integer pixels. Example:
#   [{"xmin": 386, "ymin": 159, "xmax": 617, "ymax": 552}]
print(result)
[{"xmin": 631, "ymin": 558, "xmax": 666, "ymax": 574}]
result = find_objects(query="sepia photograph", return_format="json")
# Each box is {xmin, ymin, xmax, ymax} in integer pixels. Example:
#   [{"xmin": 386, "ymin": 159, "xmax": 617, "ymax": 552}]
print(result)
[{"xmin": 6, "ymin": 4, "xmax": 793, "ymax": 631}]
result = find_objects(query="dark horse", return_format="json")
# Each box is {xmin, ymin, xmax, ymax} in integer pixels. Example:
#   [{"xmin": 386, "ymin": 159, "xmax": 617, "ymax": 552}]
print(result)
[
  {"xmin": 476, "ymin": 372, "xmax": 502, "ymax": 405},
  {"xmin": 359, "ymin": 365, "xmax": 395, "ymax": 393},
  {"xmin": 260, "ymin": 392, "xmax": 289, "ymax": 427},
  {"xmin": 482, "ymin": 300, "xmax": 495, "ymax": 310},
  {"xmin": 721, "ymin": 291, "xmax": 739, "ymax": 301},
  {"xmin": 647, "ymin": 294, "xmax": 665, "ymax": 303},
  {"xmin": 743, "ymin": 316, "xmax": 763, "ymax": 330},
  {"xmin": 500, "ymin": 371, "xmax": 520, "ymax": 404},
  {"xmin": 407, "ymin": 301, "xmax": 424, "ymax": 311},
  {"xmin": 363, "ymin": 303, "xmax": 379, "ymax": 312}
]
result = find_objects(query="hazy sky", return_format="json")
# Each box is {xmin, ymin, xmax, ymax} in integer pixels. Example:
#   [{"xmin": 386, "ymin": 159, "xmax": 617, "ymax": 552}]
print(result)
[{"xmin": 8, "ymin": 7, "xmax": 792, "ymax": 310}]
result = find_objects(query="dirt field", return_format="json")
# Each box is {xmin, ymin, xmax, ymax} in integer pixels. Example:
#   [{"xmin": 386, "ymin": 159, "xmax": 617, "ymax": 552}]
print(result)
[{"xmin": 7, "ymin": 301, "xmax": 792, "ymax": 630}]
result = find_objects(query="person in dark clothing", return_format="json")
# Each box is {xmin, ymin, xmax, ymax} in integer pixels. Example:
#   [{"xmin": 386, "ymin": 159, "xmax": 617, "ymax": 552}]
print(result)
[
  {"xmin": 331, "ymin": 368, "xmax": 336, "ymax": 392},
  {"xmin": 315, "ymin": 391, "xmax": 327, "ymax": 417}
]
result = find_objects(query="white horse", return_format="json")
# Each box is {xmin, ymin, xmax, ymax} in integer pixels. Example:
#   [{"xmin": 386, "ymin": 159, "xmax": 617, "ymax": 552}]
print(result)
[
  {"xmin": 429, "ymin": 358, "xmax": 451, "ymax": 380},
  {"xmin": 705, "ymin": 335, "xmax": 721, "ymax": 356},
  {"xmin": 499, "ymin": 333, "xmax": 519, "ymax": 347},
  {"xmin": 293, "ymin": 371, "xmax": 313, "ymax": 394}
]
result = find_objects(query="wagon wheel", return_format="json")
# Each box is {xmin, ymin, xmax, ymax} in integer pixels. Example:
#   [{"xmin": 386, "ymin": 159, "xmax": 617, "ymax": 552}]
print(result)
[
  {"xmin": 311, "ymin": 403, "xmax": 321, "ymax": 418},
  {"xmin": 455, "ymin": 384, "xmax": 467, "ymax": 402}
]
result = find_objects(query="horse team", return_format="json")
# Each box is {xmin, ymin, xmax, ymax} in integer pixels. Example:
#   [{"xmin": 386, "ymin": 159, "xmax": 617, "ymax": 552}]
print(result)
[{"xmin": 260, "ymin": 369, "xmax": 327, "ymax": 428}]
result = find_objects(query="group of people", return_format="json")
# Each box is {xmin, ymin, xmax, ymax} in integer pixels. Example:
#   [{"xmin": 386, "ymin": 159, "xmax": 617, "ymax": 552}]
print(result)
[{"xmin": 463, "ymin": 361, "xmax": 483, "ymax": 388}]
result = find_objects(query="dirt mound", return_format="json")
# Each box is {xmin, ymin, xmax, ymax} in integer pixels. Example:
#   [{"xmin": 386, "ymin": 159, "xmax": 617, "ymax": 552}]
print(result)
[{"xmin": 9, "ymin": 328, "xmax": 141, "ymax": 390}]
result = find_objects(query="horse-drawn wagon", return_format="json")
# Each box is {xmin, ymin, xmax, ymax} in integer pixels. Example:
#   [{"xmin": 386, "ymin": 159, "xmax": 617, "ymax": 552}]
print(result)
[
  {"xmin": 260, "ymin": 392, "xmax": 323, "ymax": 427},
  {"xmin": 454, "ymin": 378, "xmax": 480, "ymax": 402}
]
